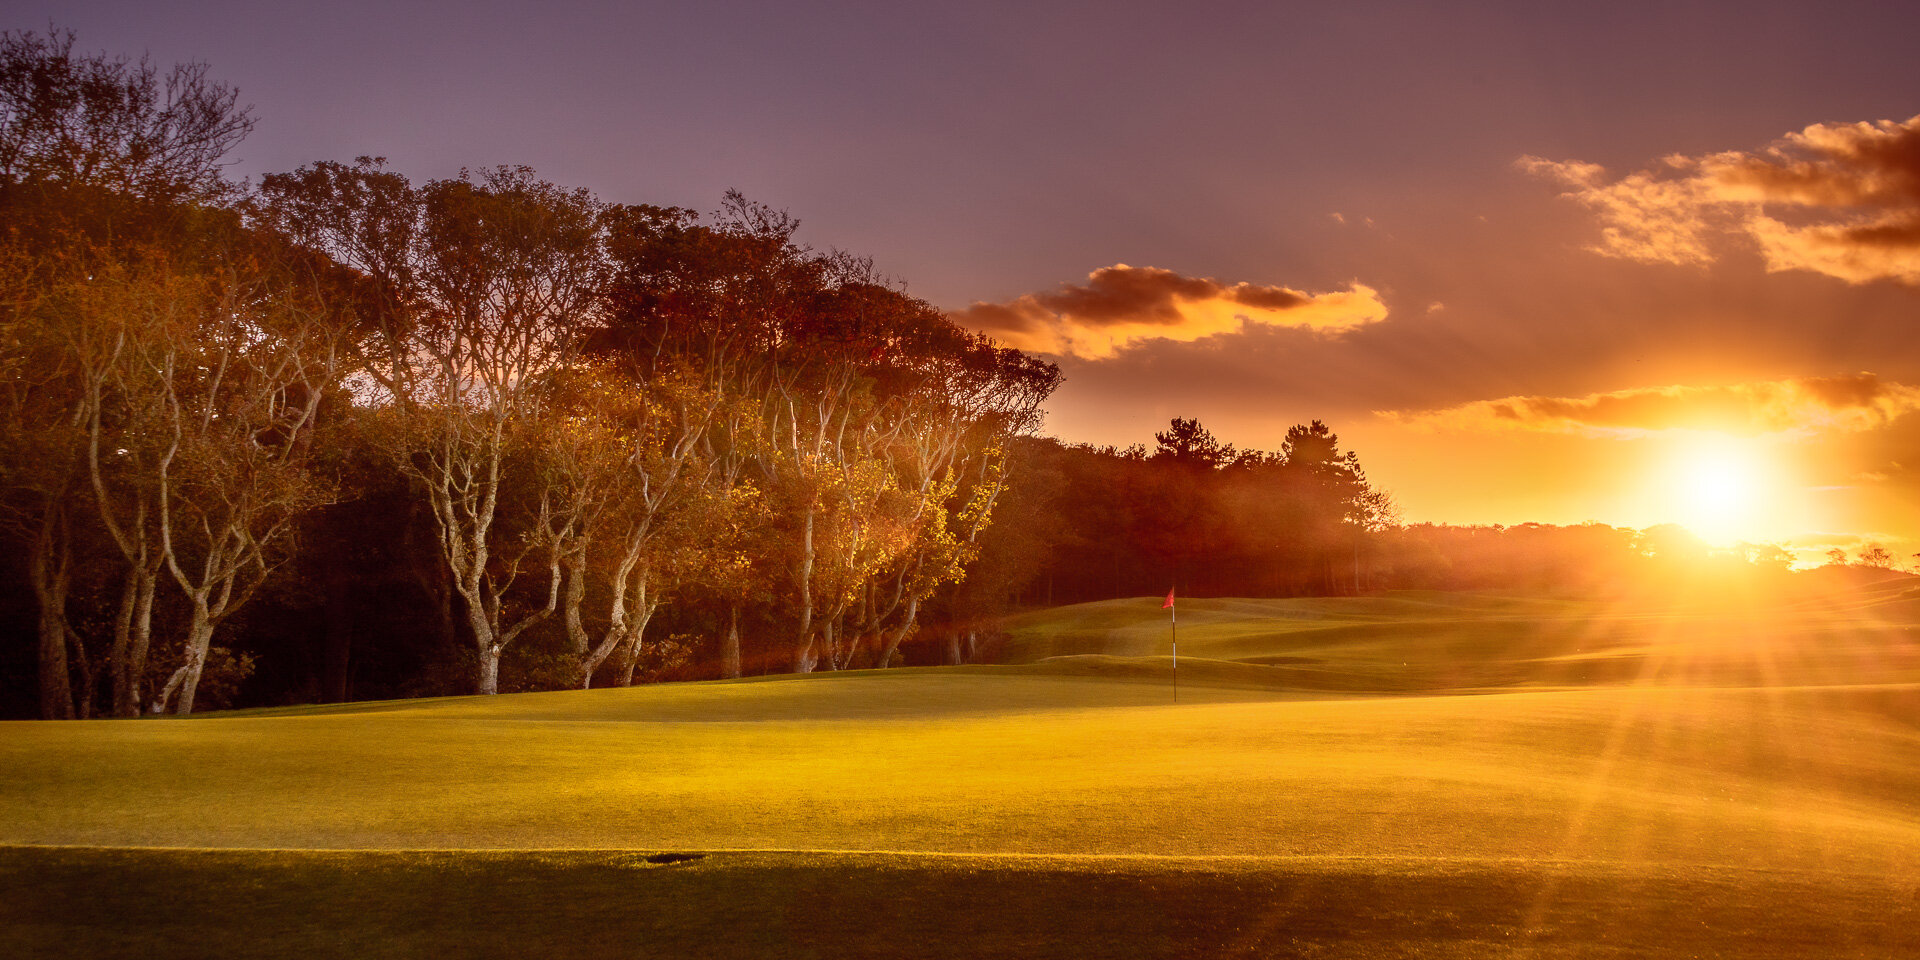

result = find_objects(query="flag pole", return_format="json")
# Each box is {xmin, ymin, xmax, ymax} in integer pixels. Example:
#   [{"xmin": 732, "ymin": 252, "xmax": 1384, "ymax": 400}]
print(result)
[{"xmin": 1164, "ymin": 586, "xmax": 1178, "ymax": 702}]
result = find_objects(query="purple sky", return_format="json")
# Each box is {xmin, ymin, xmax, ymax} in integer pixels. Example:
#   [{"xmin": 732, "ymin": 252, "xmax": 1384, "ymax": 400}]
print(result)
[{"xmin": 17, "ymin": 0, "xmax": 1920, "ymax": 554}]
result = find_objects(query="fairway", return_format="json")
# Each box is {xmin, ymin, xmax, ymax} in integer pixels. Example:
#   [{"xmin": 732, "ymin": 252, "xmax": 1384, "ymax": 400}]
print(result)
[{"xmin": 6, "ymin": 590, "xmax": 1920, "ymax": 957}]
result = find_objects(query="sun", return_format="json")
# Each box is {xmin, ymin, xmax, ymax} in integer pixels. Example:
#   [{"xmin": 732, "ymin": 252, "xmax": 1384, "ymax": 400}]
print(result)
[
  {"xmin": 1682, "ymin": 457, "xmax": 1755, "ymax": 515},
  {"xmin": 1666, "ymin": 438, "xmax": 1772, "ymax": 545}
]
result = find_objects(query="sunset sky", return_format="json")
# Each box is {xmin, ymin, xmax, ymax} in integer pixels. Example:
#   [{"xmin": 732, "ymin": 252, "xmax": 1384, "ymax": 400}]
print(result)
[{"xmin": 26, "ymin": 0, "xmax": 1920, "ymax": 560}]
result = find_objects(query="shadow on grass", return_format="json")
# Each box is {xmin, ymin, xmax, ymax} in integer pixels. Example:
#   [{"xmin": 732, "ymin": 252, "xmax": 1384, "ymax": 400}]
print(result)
[{"xmin": 4, "ymin": 847, "xmax": 1916, "ymax": 959}]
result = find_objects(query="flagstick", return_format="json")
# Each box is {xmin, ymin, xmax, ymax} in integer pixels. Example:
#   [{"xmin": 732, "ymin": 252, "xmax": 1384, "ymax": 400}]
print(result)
[{"xmin": 1170, "ymin": 598, "xmax": 1178, "ymax": 703}]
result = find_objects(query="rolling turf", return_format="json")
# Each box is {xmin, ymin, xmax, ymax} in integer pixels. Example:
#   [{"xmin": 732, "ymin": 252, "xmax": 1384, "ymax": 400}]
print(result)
[{"xmin": 5, "ymin": 586, "xmax": 1917, "ymax": 957}]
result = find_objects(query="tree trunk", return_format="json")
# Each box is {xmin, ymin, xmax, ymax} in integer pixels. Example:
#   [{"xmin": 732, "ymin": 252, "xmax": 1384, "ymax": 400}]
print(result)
[
  {"xmin": 477, "ymin": 643, "xmax": 502, "ymax": 695},
  {"xmin": 173, "ymin": 602, "xmax": 214, "ymax": 716},
  {"xmin": 462, "ymin": 591, "xmax": 501, "ymax": 695},
  {"xmin": 616, "ymin": 602, "xmax": 657, "ymax": 687},
  {"xmin": 561, "ymin": 555, "xmax": 589, "ymax": 660},
  {"xmin": 108, "ymin": 572, "xmax": 138, "ymax": 717},
  {"xmin": 452, "ymin": 538, "xmax": 558, "ymax": 695},
  {"xmin": 876, "ymin": 595, "xmax": 919, "ymax": 668},
  {"xmin": 568, "ymin": 556, "xmax": 607, "ymax": 689},
  {"xmin": 28, "ymin": 507, "xmax": 74, "ymax": 720},
  {"xmin": 721, "ymin": 604, "xmax": 742, "ymax": 679},
  {"xmin": 581, "ymin": 573, "xmax": 645, "ymax": 689},
  {"xmin": 153, "ymin": 663, "xmax": 189, "ymax": 714},
  {"xmin": 793, "ymin": 508, "xmax": 815, "ymax": 673},
  {"xmin": 67, "ymin": 626, "xmax": 94, "ymax": 720},
  {"xmin": 944, "ymin": 630, "xmax": 962, "ymax": 665},
  {"xmin": 33, "ymin": 582, "xmax": 73, "ymax": 720},
  {"xmin": 112, "ymin": 565, "xmax": 157, "ymax": 718},
  {"xmin": 580, "ymin": 625, "xmax": 623, "ymax": 689},
  {"xmin": 793, "ymin": 633, "xmax": 818, "ymax": 674}
]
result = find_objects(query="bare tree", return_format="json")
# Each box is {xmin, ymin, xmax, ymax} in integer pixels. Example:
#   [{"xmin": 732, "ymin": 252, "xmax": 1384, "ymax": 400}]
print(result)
[
  {"xmin": 551, "ymin": 365, "xmax": 725, "ymax": 688},
  {"xmin": 1, "ymin": 27, "xmax": 258, "ymax": 717},
  {"xmin": 403, "ymin": 168, "xmax": 605, "ymax": 694},
  {"xmin": 865, "ymin": 339, "xmax": 1058, "ymax": 668},
  {"xmin": 72, "ymin": 258, "xmax": 171, "ymax": 717},
  {"xmin": 0, "ymin": 27, "xmax": 253, "ymax": 202},
  {"xmin": 63, "ymin": 229, "xmax": 340, "ymax": 716},
  {"xmin": 261, "ymin": 161, "xmax": 609, "ymax": 695},
  {"xmin": 145, "ymin": 245, "xmax": 339, "ymax": 713}
]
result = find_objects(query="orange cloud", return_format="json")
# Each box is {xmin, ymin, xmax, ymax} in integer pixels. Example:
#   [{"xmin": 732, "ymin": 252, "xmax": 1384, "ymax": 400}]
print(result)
[
  {"xmin": 1517, "ymin": 155, "xmax": 1725, "ymax": 266},
  {"xmin": 1521, "ymin": 114, "xmax": 1920, "ymax": 284},
  {"xmin": 1386, "ymin": 373, "xmax": 1920, "ymax": 437},
  {"xmin": 951, "ymin": 264, "xmax": 1386, "ymax": 358}
]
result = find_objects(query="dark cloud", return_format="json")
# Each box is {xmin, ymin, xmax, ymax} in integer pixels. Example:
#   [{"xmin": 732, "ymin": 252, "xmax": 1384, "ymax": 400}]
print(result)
[
  {"xmin": 950, "ymin": 264, "xmax": 1383, "ymax": 358},
  {"xmin": 1225, "ymin": 283, "xmax": 1309, "ymax": 311},
  {"xmin": 1716, "ymin": 117, "xmax": 1920, "ymax": 207},
  {"xmin": 1028, "ymin": 265, "xmax": 1218, "ymax": 324}
]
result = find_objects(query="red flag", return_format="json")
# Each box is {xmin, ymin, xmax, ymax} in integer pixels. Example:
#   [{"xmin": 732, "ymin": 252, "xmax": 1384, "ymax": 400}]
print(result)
[{"xmin": 1163, "ymin": 588, "xmax": 1175, "ymax": 609}]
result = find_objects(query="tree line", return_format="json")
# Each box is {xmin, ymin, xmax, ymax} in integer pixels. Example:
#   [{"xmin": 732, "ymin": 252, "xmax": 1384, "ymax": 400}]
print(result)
[
  {"xmin": 0, "ymin": 30, "xmax": 1058, "ymax": 718},
  {"xmin": 995, "ymin": 418, "xmax": 1395, "ymax": 604},
  {"xmin": 997, "ymin": 419, "xmax": 1910, "ymax": 608}
]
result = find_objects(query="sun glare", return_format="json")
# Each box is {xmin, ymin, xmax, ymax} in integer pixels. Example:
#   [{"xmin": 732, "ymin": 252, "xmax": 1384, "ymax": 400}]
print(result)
[
  {"xmin": 1683, "ymin": 457, "xmax": 1754, "ymax": 513},
  {"xmin": 1663, "ymin": 437, "xmax": 1774, "ymax": 546}
]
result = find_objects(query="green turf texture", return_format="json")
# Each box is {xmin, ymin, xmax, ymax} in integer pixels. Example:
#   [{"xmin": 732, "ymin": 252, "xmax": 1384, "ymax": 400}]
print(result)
[
  {"xmin": 5, "ymin": 586, "xmax": 1918, "ymax": 957},
  {"xmin": 7, "ymin": 848, "xmax": 1915, "ymax": 958}
]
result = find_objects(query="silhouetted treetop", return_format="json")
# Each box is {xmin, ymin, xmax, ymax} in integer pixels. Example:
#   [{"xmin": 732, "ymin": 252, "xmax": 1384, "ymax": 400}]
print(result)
[
  {"xmin": 0, "ymin": 28, "xmax": 253, "ymax": 202},
  {"xmin": 1152, "ymin": 417, "xmax": 1236, "ymax": 470}
]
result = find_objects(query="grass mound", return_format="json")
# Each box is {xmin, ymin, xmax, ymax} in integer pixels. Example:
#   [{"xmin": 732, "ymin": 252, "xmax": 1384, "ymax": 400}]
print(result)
[{"xmin": 1003, "ymin": 592, "xmax": 1920, "ymax": 691}]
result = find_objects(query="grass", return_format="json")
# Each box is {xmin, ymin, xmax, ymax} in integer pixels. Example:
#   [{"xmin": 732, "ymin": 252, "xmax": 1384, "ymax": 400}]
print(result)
[
  {"xmin": 7, "ymin": 848, "xmax": 1916, "ymax": 958},
  {"xmin": 4, "ymin": 588, "xmax": 1918, "ymax": 957}
]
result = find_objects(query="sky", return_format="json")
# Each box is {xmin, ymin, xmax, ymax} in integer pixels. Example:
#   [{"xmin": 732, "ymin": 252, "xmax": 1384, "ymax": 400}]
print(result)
[{"xmin": 15, "ymin": 0, "xmax": 1920, "ymax": 560}]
